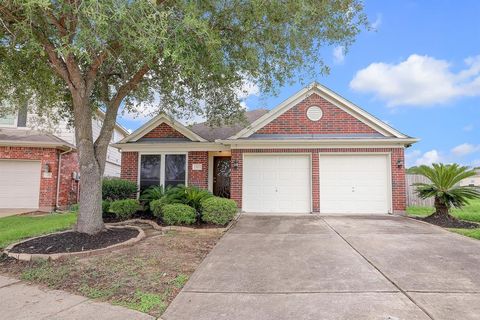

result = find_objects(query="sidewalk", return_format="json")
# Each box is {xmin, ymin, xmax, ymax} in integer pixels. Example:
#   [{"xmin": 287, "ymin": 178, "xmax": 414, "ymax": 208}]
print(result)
[{"xmin": 0, "ymin": 275, "xmax": 155, "ymax": 320}]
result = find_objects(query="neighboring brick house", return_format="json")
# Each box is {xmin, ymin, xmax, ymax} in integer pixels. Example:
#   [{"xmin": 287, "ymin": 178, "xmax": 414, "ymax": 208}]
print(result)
[
  {"xmin": 0, "ymin": 111, "xmax": 129, "ymax": 211},
  {"xmin": 115, "ymin": 83, "xmax": 418, "ymax": 215}
]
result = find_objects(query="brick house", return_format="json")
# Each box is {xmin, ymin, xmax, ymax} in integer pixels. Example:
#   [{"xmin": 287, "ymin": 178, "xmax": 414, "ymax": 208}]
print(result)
[
  {"xmin": 0, "ymin": 111, "xmax": 128, "ymax": 211},
  {"xmin": 115, "ymin": 83, "xmax": 418, "ymax": 215}
]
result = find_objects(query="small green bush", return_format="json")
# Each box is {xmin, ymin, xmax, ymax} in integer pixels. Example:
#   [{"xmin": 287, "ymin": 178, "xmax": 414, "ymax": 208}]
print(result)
[
  {"xmin": 102, "ymin": 178, "xmax": 138, "ymax": 201},
  {"xmin": 70, "ymin": 203, "xmax": 79, "ymax": 212},
  {"xmin": 150, "ymin": 197, "xmax": 171, "ymax": 218},
  {"xmin": 102, "ymin": 200, "xmax": 111, "ymax": 218},
  {"xmin": 109, "ymin": 199, "xmax": 141, "ymax": 220},
  {"xmin": 162, "ymin": 204, "xmax": 196, "ymax": 225},
  {"xmin": 201, "ymin": 197, "xmax": 237, "ymax": 225},
  {"xmin": 165, "ymin": 185, "xmax": 213, "ymax": 213}
]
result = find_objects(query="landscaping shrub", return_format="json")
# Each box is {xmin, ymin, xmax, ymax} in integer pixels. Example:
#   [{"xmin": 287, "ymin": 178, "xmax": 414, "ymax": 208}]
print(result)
[
  {"xmin": 109, "ymin": 199, "xmax": 141, "ymax": 220},
  {"xmin": 150, "ymin": 197, "xmax": 172, "ymax": 218},
  {"xmin": 140, "ymin": 185, "xmax": 167, "ymax": 205},
  {"xmin": 102, "ymin": 200, "xmax": 111, "ymax": 218},
  {"xmin": 201, "ymin": 197, "xmax": 237, "ymax": 225},
  {"xmin": 162, "ymin": 204, "xmax": 196, "ymax": 225},
  {"xmin": 102, "ymin": 178, "xmax": 137, "ymax": 201},
  {"xmin": 70, "ymin": 203, "xmax": 79, "ymax": 212},
  {"xmin": 166, "ymin": 185, "xmax": 213, "ymax": 213}
]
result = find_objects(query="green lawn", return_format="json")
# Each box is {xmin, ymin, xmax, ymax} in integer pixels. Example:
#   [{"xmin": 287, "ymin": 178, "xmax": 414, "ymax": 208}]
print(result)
[
  {"xmin": 0, "ymin": 213, "xmax": 77, "ymax": 248},
  {"xmin": 407, "ymin": 199, "xmax": 480, "ymax": 240}
]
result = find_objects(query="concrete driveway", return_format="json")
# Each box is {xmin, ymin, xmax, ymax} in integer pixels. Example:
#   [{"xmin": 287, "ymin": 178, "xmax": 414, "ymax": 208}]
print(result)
[{"xmin": 163, "ymin": 214, "xmax": 480, "ymax": 320}]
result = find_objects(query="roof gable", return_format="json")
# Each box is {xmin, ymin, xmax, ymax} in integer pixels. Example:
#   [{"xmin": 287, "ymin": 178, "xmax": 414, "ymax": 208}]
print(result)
[
  {"xmin": 119, "ymin": 113, "xmax": 206, "ymax": 143},
  {"xmin": 229, "ymin": 83, "xmax": 408, "ymax": 140}
]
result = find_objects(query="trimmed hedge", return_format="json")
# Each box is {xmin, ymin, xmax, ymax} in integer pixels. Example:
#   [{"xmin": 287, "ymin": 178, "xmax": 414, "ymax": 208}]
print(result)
[
  {"xmin": 162, "ymin": 204, "xmax": 196, "ymax": 225},
  {"xmin": 150, "ymin": 197, "xmax": 172, "ymax": 217},
  {"xmin": 109, "ymin": 199, "xmax": 141, "ymax": 220},
  {"xmin": 201, "ymin": 197, "xmax": 237, "ymax": 225},
  {"xmin": 102, "ymin": 178, "xmax": 137, "ymax": 201},
  {"xmin": 102, "ymin": 200, "xmax": 111, "ymax": 218}
]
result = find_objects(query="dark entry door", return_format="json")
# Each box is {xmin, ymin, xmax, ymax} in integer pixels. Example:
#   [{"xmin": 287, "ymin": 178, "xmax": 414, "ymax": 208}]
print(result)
[{"xmin": 213, "ymin": 157, "xmax": 231, "ymax": 198}]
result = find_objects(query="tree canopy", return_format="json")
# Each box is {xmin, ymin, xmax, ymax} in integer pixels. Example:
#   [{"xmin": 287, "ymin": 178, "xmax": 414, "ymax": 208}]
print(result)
[
  {"xmin": 1, "ymin": 0, "xmax": 367, "ymax": 124},
  {"xmin": 0, "ymin": 0, "xmax": 368, "ymax": 234}
]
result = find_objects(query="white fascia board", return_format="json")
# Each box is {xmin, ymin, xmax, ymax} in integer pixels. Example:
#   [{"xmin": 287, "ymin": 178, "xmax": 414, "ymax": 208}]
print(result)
[
  {"xmin": 0, "ymin": 140, "xmax": 76, "ymax": 151},
  {"xmin": 119, "ymin": 113, "xmax": 206, "ymax": 143},
  {"xmin": 112, "ymin": 142, "xmax": 228, "ymax": 152},
  {"xmin": 229, "ymin": 82, "xmax": 409, "ymax": 140},
  {"xmin": 217, "ymin": 138, "xmax": 418, "ymax": 149}
]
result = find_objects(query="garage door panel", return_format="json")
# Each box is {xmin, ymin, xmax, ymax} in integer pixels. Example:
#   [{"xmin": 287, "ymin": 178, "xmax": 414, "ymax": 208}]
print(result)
[
  {"xmin": 0, "ymin": 160, "xmax": 41, "ymax": 209},
  {"xmin": 319, "ymin": 155, "xmax": 390, "ymax": 214},
  {"xmin": 243, "ymin": 155, "xmax": 311, "ymax": 213}
]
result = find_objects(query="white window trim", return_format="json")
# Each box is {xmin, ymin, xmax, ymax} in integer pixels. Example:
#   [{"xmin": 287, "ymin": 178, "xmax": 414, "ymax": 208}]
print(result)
[{"xmin": 137, "ymin": 152, "xmax": 189, "ymax": 192}]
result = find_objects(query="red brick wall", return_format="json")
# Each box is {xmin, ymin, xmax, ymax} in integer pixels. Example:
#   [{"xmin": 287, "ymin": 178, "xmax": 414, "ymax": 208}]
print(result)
[
  {"xmin": 120, "ymin": 152, "xmax": 138, "ymax": 183},
  {"xmin": 143, "ymin": 122, "xmax": 186, "ymax": 139},
  {"xmin": 57, "ymin": 151, "xmax": 79, "ymax": 209},
  {"xmin": 231, "ymin": 148, "xmax": 406, "ymax": 214},
  {"xmin": 188, "ymin": 151, "xmax": 208, "ymax": 189},
  {"xmin": 256, "ymin": 93, "xmax": 379, "ymax": 135},
  {"xmin": 0, "ymin": 146, "xmax": 59, "ymax": 210}
]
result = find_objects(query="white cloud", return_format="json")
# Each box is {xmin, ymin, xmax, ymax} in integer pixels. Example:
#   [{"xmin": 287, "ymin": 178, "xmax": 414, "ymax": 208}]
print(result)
[
  {"xmin": 472, "ymin": 159, "xmax": 480, "ymax": 167},
  {"xmin": 463, "ymin": 124, "xmax": 474, "ymax": 132},
  {"xmin": 451, "ymin": 143, "xmax": 480, "ymax": 156},
  {"xmin": 350, "ymin": 54, "xmax": 480, "ymax": 107},
  {"xmin": 371, "ymin": 13, "xmax": 382, "ymax": 30},
  {"xmin": 332, "ymin": 46, "xmax": 345, "ymax": 64},
  {"xmin": 414, "ymin": 150, "xmax": 442, "ymax": 166},
  {"xmin": 405, "ymin": 149, "xmax": 421, "ymax": 167}
]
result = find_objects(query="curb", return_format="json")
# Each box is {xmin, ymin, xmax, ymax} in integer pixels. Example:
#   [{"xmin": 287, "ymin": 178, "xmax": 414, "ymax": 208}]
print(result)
[{"xmin": 3, "ymin": 225, "xmax": 146, "ymax": 261}]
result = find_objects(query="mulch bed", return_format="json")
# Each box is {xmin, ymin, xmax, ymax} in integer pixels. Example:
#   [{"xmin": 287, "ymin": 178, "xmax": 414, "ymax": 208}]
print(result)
[
  {"xmin": 414, "ymin": 214, "xmax": 479, "ymax": 229},
  {"xmin": 9, "ymin": 228, "xmax": 139, "ymax": 254}
]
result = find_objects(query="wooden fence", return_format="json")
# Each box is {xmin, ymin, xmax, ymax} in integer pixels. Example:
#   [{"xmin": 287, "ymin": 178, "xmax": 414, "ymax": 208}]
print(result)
[{"xmin": 406, "ymin": 174, "xmax": 434, "ymax": 207}]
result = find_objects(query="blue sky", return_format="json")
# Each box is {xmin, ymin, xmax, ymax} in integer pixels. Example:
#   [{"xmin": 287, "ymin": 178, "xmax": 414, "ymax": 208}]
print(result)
[{"xmin": 119, "ymin": 0, "xmax": 480, "ymax": 168}]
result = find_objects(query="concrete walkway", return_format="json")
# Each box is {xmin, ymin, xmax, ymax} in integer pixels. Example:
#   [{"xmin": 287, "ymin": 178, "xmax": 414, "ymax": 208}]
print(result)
[
  {"xmin": 0, "ymin": 275, "xmax": 154, "ymax": 320},
  {"xmin": 163, "ymin": 214, "xmax": 480, "ymax": 320}
]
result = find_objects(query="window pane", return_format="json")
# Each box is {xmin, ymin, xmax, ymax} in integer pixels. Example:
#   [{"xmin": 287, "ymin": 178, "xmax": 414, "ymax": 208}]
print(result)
[
  {"xmin": 140, "ymin": 155, "xmax": 161, "ymax": 191},
  {"xmin": 0, "ymin": 114, "xmax": 15, "ymax": 126},
  {"xmin": 165, "ymin": 154, "xmax": 186, "ymax": 188}
]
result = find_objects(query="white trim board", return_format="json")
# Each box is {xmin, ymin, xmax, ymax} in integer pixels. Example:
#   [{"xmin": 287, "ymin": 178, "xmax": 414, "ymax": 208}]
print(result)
[
  {"xmin": 119, "ymin": 113, "xmax": 206, "ymax": 143},
  {"xmin": 229, "ymin": 82, "xmax": 410, "ymax": 140}
]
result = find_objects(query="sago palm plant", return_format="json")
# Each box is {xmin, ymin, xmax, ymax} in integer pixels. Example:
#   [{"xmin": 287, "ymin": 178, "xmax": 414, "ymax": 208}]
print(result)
[{"xmin": 412, "ymin": 163, "xmax": 480, "ymax": 220}]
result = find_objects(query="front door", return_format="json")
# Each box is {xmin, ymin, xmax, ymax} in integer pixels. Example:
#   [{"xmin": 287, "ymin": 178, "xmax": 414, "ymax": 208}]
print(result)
[{"xmin": 213, "ymin": 157, "xmax": 231, "ymax": 198}]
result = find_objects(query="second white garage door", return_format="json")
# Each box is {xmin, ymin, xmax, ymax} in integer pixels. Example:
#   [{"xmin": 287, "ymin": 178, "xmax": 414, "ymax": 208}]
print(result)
[
  {"xmin": 243, "ymin": 155, "xmax": 311, "ymax": 213},
  {"xmin": 319, "ymin": 154, "xmax": 390, "ymax": 214},
  {"xmin": 0, "ymin": 160, "xmax": 41, "ymax": 209}
]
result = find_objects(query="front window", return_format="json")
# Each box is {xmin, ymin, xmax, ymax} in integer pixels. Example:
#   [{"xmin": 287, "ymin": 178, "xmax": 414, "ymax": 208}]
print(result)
[
  {"xmin": 165, "ymin": 154, "xmax": 186, "ymax": 188},
  {"xmin": 139, "ymin": 154, "xmax": 186, "ymax": 191}
]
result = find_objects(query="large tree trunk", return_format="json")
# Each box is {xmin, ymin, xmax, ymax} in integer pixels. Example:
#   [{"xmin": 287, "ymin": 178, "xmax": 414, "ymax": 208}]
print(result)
[{"xmin": 72, "ymin": 94, "xmax": 105, "ymax": 234}]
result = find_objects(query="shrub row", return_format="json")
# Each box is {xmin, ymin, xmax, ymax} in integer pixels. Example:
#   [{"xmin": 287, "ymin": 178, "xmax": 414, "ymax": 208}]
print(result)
[{"xmin": 71, "ymin": 178, "xmax": 238, "ymax": 225}]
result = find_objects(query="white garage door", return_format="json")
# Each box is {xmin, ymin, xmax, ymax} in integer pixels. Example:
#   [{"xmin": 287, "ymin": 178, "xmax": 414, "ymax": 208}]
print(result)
[
  {"xmin": 319, "ymin": 154, "xmax": 390, "ymax": 214},
  {"xmin": 0, "ymin": 160, "xmax": 41, "ymax": 209},
  {"xmin": 243, "ymin": 155, "xmax": 311, "ymax": 213}
]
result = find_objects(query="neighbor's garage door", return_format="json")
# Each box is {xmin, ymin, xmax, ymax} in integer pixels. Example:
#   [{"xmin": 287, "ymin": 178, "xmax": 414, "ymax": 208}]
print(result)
[
  {"xmin": 0, "ymin": 160, "xmax": 41, "ymax": 209},
  {"xmin": 319, "ymin": 154, "xmax": 390, "ymax": 214},
  {"xmin": 243, "ymin": 155, "xmax": 311, "ymax": 213}
]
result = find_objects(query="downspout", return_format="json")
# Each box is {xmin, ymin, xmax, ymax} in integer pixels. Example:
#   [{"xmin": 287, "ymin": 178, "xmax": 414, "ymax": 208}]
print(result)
[{"xmin": 56, "ymin": 147, "xmax": 74, "ymax": 211}]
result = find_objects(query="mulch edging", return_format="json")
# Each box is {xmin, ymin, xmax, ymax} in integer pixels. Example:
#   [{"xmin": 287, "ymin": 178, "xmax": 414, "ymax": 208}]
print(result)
[
  {"xmin": 3, "ymin": 225, "xmax": 145, "ymax": 262},
  {"xmin": 108, "ymin": 213, "xmax": 241, "ymax": 234}
]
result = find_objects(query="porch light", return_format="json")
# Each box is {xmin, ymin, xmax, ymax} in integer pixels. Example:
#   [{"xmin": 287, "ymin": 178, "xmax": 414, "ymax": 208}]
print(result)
[
  {"xmin": 396, "ymin": 159, "xmax": 403, "ymax": 168},
  {"xmin": 232, "ymin": 160, "xmax": 239, "ymax": 170}
]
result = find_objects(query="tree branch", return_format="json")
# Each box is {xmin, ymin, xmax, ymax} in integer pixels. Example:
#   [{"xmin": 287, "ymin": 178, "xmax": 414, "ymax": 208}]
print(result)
[{"xmin": 93, "ymin": 63, "xmax": 150, "ymax": 173}]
